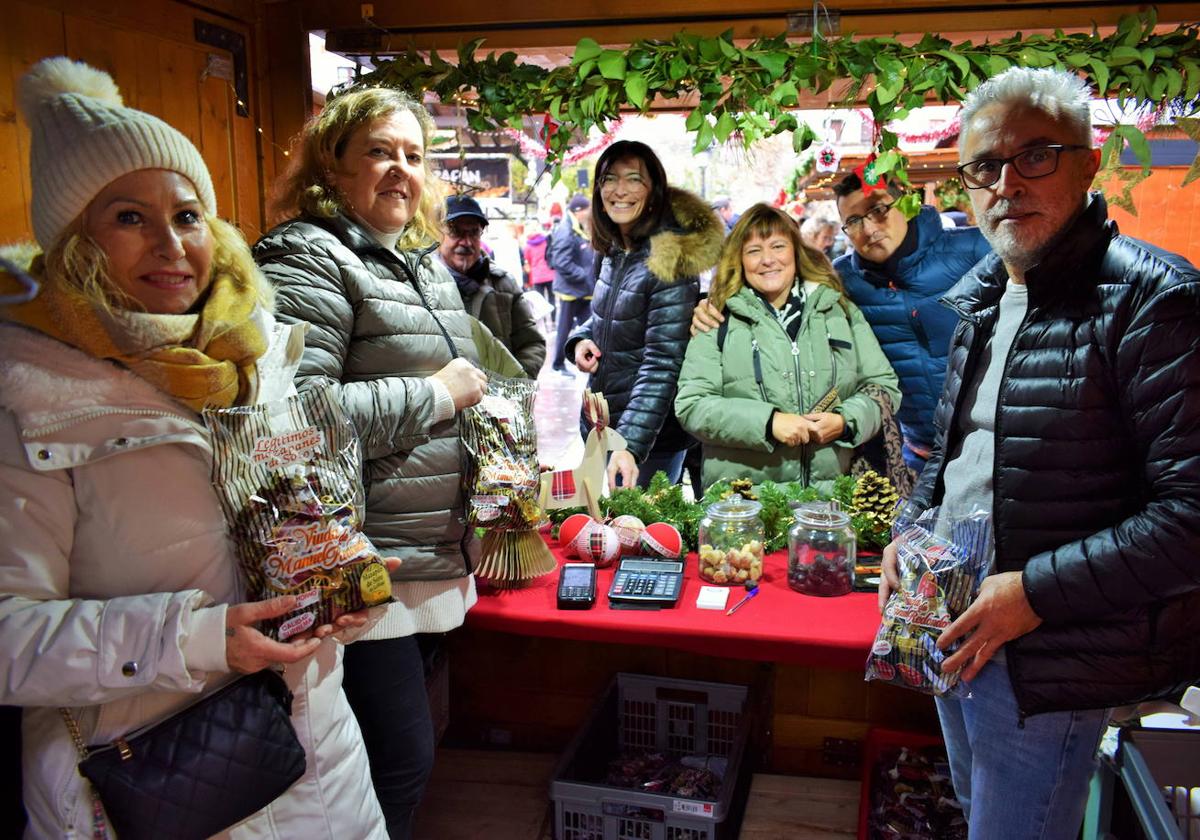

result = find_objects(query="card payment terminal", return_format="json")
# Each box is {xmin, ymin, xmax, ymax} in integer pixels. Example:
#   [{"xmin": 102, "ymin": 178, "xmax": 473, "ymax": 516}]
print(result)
[{"xmin": 556, "ymin": 562, "xmax": 597, "ymax": 609}]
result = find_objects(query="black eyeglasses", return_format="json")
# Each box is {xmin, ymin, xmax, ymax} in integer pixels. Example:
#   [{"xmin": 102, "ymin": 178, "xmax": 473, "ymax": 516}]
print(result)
[
  {"xmin": 447, "ymin": 224, "xmax": 484, "ymax": 240},
  {"xmin": 840, "ymin": 201, "xmax": 895, "ymax": 236},
  {"xmin": 957, "ymin": 144, "xmax": 1090, "ymax": 189}
]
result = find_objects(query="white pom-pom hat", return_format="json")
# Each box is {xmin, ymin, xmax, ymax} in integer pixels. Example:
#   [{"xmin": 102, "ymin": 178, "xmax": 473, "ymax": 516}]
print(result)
[{"xmin": 17, "ymin": 57, "xmax": 216, "ymax": 248}]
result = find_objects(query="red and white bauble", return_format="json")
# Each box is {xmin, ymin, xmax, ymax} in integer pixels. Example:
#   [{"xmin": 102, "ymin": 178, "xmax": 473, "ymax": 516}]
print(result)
[
  {"xmin": 574, "ymin": 522, "xmax": 622, "ymax": 568},
  {"xmin": 558, "ymin": 513, "xmax": 594, "ymax": 558},
  {"xmin": 640, "ymin": 522, "xmax": 683, "ymax": 560},
  {"xmin": 609, "ymin": 515, "xmax": 646, "ymax": 556}
]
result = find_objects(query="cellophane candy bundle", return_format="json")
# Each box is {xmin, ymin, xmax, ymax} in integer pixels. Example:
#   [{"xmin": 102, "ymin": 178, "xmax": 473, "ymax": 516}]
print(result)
[
  {"xmin": 865, "ymin": 506, "xmax": 991, "ymax": 696},
  {"xmin": 459, "ymin": 375, "xmax": 555, "ymax": 586},
  {"xmin": 204, "ymin": 382, "xmax": 392, "ymax": 639},
  {"xmin": 867, "ymin": 745, "xmax": 966, "ymax": 839}
]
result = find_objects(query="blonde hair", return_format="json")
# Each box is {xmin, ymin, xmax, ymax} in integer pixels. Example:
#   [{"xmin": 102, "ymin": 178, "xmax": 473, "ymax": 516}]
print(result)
[
  {"xmin": 708, "ymin": 203, "xmax": 843, "ymax": 312},
  {"xmin": 270, "ymin": 86, "xmax": 443, "ymax": 250},
  {"xmin": 42, "ymin": 215, "xmax": 272, "ymax": 313}
]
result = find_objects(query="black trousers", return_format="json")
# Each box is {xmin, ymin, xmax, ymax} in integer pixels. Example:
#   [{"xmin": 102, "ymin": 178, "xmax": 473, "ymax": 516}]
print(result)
[
  {"xmin": 342, "ymin": 635, "xmax": 436, "ymax": 840},
  {"xmin": 553, "ymin": 297, "xmax": 591, "ymax": 368}
]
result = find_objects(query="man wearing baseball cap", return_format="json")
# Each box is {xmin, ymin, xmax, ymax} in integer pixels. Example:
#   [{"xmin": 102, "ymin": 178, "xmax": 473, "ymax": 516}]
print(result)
[{"xmin": 438, "ymin": 194, "xmax": 545, "ymax": 377}]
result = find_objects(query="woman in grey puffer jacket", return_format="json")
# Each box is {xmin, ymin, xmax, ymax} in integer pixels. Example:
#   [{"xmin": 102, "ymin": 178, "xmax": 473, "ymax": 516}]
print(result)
[
  {"xmin": 253, "ymin": 86, "xmax": 499, "ymax": 840},
  {"xmin": 566, "ymin": 141, "xmax": 723, "ymax": 489}
]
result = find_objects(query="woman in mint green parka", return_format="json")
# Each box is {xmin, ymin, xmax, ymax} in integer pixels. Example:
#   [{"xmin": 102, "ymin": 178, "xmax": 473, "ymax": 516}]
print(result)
[{"xmin": 675, "ymin": 203, "xmax": 900, "ymax": 494}]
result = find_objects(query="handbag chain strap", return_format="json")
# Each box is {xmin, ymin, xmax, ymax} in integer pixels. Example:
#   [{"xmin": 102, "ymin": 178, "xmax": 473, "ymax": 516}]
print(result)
[{"xmin": 58, "ymin": 707, "xmax": 111, "ymax": 840}]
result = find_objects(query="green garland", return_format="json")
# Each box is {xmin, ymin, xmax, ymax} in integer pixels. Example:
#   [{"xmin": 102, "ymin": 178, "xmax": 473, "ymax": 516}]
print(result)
[
  {"xmin": 351, "ymin": 11, "xmax": 1199, "ymax": 192},
  {"xmin": 548, "ymin": 471, "xmax": 893, "ymax": 552}
]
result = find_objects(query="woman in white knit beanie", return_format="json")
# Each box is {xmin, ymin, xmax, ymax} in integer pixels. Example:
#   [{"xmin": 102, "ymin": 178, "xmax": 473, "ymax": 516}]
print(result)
[{"xmin": 0, "ymin": 57, "xmax": 386, "ymax": 839}]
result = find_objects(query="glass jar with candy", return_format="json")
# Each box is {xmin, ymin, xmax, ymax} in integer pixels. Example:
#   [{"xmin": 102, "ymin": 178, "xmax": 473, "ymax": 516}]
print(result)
[
  {"xmin": 697, "ymin": 498, "xmax": 764, "ymax": 585},
  {"xmin": 787, "ymin": 502, "xmax": 856, "ymax": 596}
]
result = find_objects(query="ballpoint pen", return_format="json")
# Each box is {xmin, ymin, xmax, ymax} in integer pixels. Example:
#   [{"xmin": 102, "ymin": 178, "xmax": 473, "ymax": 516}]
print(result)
[{"xmin": 726, "ymin": 582, "xmax": 759, "ymax": 615}]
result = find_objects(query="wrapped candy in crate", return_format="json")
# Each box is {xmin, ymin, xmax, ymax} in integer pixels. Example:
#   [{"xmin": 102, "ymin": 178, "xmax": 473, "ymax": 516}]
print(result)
[{"xmin": 552, "ymin": 674, "xmax": 753, "ymax": 840}]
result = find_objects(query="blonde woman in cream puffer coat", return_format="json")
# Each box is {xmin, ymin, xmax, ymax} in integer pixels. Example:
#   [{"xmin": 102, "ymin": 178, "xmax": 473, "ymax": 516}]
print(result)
[
  {"xmin": 0, "ymin": 266, "xmax": 386, "ymax": 840},
  {"xmin": 0, "ymin": 55, "xmax": 385, "ymax": 840}
]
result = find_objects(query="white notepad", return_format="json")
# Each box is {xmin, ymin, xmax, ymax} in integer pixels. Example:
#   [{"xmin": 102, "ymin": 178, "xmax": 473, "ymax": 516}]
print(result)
[{"xmin": 695, "ymin": 586, "xmax": 730, "ymax": 611}]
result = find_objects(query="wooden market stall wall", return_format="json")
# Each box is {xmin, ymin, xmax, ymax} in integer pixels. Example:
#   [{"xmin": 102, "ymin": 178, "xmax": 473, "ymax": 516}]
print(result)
[{"xmin": 0, "ymin": 0, "xmax": 284, "ymax": 245}]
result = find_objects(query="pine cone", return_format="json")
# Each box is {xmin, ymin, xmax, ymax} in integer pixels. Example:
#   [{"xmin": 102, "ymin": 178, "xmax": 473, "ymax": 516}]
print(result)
[
  {"xmin": 729, "ymin": 478, "xmax": 757, "ymax": 501},
  {"xmin": 851, "ymin": 470, "xmax": 899, "ymax": 524}
]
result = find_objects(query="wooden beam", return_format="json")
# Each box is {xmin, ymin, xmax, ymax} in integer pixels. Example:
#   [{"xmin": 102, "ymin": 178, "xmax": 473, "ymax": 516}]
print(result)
[
  {"xmin": 307, "ymin": 0, "xmax": 1192, "ymax": 51},
  {"xmin": 262, "ymin": 1, "xmax": 312, "ymax": 215}
]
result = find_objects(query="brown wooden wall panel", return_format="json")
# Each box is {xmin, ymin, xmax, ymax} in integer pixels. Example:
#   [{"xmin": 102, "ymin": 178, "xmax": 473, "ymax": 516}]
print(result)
[
  {"xmin": 1, "ymin": 0, "xmax": 270, "ymax": 244},
  {"xmin": 1, "ymin": 3, "xmax": 66, "ymax": 244},
  {"xmin": 199, "ymin": 70, "xmax": 236, "ymax": 222},
  {"xmin": 1105, "ymin": 167, "xmax": 1200, "ymax": 265}
]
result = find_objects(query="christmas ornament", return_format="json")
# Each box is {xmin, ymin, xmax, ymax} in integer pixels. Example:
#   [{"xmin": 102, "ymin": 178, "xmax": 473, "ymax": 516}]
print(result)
[
  {"xmin": 609, "ymin": 514, "xmax": 645, "ymax": 556},
  {"xmin": 641, "ymin": 522, "xmax": 683, "ymax": 559},
  {"xmin": 558, "ymin": 513, "xmax": 595, "ymax": 558},
  {"xmin": 575, "ymin": 522, "xmax": 622, "ymax": 568},
  {"xmin": 854, "ymin": 153, "xmax": 886, "ymax": 195},
  {"xmin": 540, "ymin": 391, "xmax": 627, "ymax": 521},
  {"xmin": 815, "ymin": 140, "xmax": 841, "ymax": 173},
  {"xmin": 539, "ymin": 112, "xmax": 559, "ymax": 151}
]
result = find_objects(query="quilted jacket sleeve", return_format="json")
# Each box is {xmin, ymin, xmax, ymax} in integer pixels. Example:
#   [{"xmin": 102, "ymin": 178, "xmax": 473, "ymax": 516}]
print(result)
[
  {"xmin": 618, "ymin": 276, "xmax": 700, "ymax": 462},
  {"xmin": 1023, "ymin": 269, "xmax": 1200, "ymax": 623},
  {"xmin": 258, "ymin": 235, "xmax": 440, "ymax": 461},
  {"xmin": 0, "ymin": 425, "xmax": 224, "ymax": 707}
]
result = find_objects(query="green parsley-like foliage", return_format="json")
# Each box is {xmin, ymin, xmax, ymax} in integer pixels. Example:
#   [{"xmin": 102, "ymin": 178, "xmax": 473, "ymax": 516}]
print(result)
[
  {"xmin": 546, "ymin": 472, "xmax": 893, "ymax": 552},
  {"xmin": 348, "ymin": 11, "xmax": 1199, "ymax": 189}
]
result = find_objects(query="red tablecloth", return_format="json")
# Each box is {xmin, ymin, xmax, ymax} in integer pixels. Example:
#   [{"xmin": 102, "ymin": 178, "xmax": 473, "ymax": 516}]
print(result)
[{"xmin": 466, "ymin": 536, "xmax": 884, "ymax": 670}]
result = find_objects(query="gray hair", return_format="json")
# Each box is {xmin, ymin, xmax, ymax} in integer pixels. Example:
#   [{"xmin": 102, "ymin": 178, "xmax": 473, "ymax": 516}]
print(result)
[
  {"xmin": 801, "ymin": 216, "xmax": 837, "ymax": 235},
  {"xmin": 959, "ymin": 67, "xmax": 1093, "ymax": 155}
]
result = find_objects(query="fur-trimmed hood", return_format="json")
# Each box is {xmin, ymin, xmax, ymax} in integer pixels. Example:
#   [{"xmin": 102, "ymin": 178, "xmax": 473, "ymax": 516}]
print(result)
[
  {"xmin": 0, "ymin": 321, "xmax": 179, "ymax": 432},
  {"xmin": 645, "ymin": 187, "xmax": 724, "ymax": 284}
]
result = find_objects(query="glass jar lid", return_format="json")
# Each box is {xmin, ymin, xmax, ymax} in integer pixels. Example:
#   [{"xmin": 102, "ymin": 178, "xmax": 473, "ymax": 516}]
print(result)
[
  {"xmin": 795, "ymin": 501, "xmax": 851, "ymax": 529},
  {"xmin": 706, "ymin": 498, "xmax": 763, "ymax": 520}
]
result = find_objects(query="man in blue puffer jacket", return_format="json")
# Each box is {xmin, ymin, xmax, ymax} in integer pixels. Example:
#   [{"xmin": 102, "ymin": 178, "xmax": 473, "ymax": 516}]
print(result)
[{"xmin": 832, "ymin": 175, "xmax": 991, "ymax": 473}]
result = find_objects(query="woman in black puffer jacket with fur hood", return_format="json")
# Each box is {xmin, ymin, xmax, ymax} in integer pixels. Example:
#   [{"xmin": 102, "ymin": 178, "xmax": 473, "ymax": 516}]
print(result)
[{"xmin": 566, "ymin": 141, "xmax": 723, "ymax": 489}]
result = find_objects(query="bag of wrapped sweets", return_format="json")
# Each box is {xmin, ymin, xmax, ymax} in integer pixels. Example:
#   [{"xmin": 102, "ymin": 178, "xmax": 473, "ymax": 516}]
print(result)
[
  {"xmin": 459, "ymin": 374, "xmax": 555, "ymax": 585},
  {"xmin": 865, "ymin": 506, "xmax": 992, "ymax": 696},
  {"xmin": 204, "ymin": 381, "xmax": 392, "ymax": 640}
]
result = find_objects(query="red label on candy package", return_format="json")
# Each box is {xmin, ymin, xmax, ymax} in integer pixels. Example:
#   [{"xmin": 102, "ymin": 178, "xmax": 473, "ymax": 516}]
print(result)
[{"xmin": 251, "ymin": 426, "xmax": 324, "ymax": 469}]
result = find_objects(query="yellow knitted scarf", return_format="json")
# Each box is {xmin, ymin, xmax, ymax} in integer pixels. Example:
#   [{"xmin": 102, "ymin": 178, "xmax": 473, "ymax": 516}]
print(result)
[{"xmin": 1, "ymin": 258, "xmax": 267, "ymax": 411}]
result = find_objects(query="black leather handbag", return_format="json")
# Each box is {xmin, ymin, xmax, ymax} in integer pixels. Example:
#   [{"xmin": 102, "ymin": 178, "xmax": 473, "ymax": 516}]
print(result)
[{"xmin": 61, "ymin": 669, "xmax": 306, "ymax": 840}]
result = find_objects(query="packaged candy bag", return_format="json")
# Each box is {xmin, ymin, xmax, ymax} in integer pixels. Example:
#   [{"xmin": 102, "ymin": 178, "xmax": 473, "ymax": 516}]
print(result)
[
  {"xmin": 459, "ymin": 375, "xmax": 555, "ymax": 586},
  {"xmin": 204, "ymin": 382, "xmax": 392, "ymax": 639},
  {"xmin": 865, "ymin": 507, "xmax": 991, "ymax": 696}
]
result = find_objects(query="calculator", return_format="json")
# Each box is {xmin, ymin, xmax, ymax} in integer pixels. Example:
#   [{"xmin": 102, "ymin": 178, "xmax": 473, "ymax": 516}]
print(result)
[{"xmin": 608, "ymin": 557, "xmax": 684, "ymax": 606}]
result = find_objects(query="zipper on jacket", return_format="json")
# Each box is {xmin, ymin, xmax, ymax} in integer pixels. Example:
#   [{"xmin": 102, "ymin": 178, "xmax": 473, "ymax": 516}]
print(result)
[
  {"xmin": 929, "ymin": 309, "xmax": 994, "ymax": 505},
  {"xmin": 390, "ymin": 249, "xmax": 460, "ymax": 361},
  {"xmin": 790, "ymin": 341, "xmax": 811, "ymax": 487},
  {"xmin": 751, "ymin": 339, "xmax": 768, "ymax": 402},
  {"xmin": 596, "ymin": 251, "xmax": 630, "ymax": 377},
  {"xmin": 988, "ymin": 302, "xmax": 1034, "ymax": 572},
  {"xmin": 25, "ymin": 406, "xmax": 200, "ymax": 439}
]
